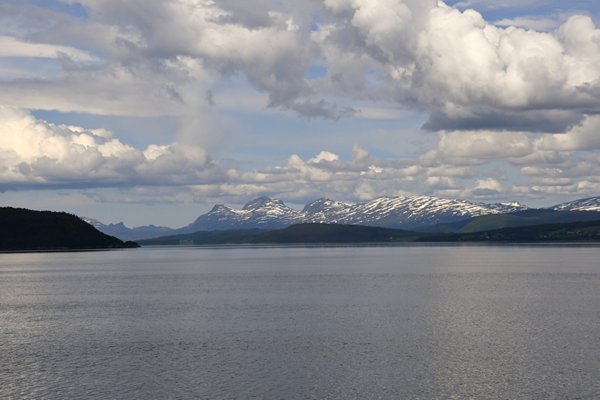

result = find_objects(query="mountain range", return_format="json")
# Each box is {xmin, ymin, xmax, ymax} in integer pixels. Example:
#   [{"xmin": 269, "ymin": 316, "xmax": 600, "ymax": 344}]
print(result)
[{"xmin": 87, "ymin": 195, "xmax": 600, "ymax": 241}]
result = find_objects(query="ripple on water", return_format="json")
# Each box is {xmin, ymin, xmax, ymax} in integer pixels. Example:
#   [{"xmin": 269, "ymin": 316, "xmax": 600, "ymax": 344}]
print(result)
[{"xmin": 1, "ymin": 246, "xmax": 600, "ymax": 399}]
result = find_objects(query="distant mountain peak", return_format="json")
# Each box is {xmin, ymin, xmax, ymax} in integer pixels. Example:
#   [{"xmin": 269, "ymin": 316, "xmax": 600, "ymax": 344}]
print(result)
[
  {"xmin": 82, "ymin": 217, "xmax": 175, "ymax": 241},
  {"xmin": 552, "ymin": 196, "xmax": 600, "ymax": 212},
  {"xmin": 502, "ymin": 201, "xmax": 524, "ymax": 207},
  {"xmin": 242, "ymin": 196, "xmax": 285, "ymax": 210},
  {"xmin": 209, "ymin": 204, "xmax": 234, "ymax": 213},
  {"xmin": 302, "ymin": 198, "xmax": 349, "ymax": 213}
]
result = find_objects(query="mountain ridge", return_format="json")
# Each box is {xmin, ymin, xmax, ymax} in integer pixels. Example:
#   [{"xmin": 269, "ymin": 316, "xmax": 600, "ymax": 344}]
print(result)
[
  {"xmin": 88, "ymin": 195, "xmax": 600, "ymax": 241},
  {"xmin": 552, "ymin": 196, "xmax": 600, "ymax": 212}
]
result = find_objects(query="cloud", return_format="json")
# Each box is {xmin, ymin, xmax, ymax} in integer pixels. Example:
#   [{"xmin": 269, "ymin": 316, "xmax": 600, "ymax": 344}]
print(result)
[
  {"xmin": 352, "ymin": 144, "xmax": 369, "ymax": 160},
  {"xmin": 308, "ymin": 150, "xmax": 340, "ymax": 163},
  {"xmin": 3, "ymin": 104, "xmax": 597, "ymax": 205},
  {"xmin": 0, "ymin": 36, "xmax": 95, "ymax": 61},
  {"xmin": 426, "ymin": 176, "xmax": 459, "ymax": 190},
  {"xmin": 452, "ymin": 0, "xmax": 550, "ymax": 11},
  {"xmin": 494, "ymin": 17, "xmax": 560, "ymax": 31},
  {"xmin": 0, "ymin": 59, "xmax": 214, "ymax": 116},
  {"xmin": 472, "ymin": 178, "xmax": 503, "ymax": 195},
  {"xmin": 0, "ymin": 106, "xmax": 215, "ymax": 187},
  {"xmin": 537, "ymin": 115, "xmax": 600, "ymax": 151},
  {"xmin": 424, "ymin": 130, "xmax": 533, "ymax": 165},
  {"xmin": 1, "ymin": 0, "xmax": 600, "ymax": 208},
  {"xmin": 424, "ymin": 113, "xmax": 600, "ymax": 168},
  {"xmin": 67, "ymin": 0, "xmax": 314, "ymax": 113},
  {"xmin": 422, "ymin": 109, "xmax": 583, "ymax": 133},
  {"xmin": 4, "ymin": 104, "xmax": 598, "ymax": 207},
  {"xmin": 3, "ymin": 0, "xmax": 600, "ymax": 128},
  {"xmin": 315, "ymin": 3, "xmax": 600, "ymax": 130},
  {"xmin": 418, "ymin": 12, "xmax": 599, "ymax": 127},
  {"xmin": 0, "ymin": 107, "xmax": 430, "ymax": 202},
  {"xmin": 217, "ymin": 148, "xmax": 430, "ymax": 203}
]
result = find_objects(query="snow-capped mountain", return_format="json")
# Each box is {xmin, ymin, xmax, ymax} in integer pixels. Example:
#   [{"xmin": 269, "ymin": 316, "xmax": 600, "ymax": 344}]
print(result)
[
  {"xmin": 179, "ymin": 196, "xmax": 303, "ymax": 232},
  {"xmin": 552, "ymin": 196, "xmax": 600, "ymax": 212},
  {"xmin": 86, "ymin": 194, "xmax": 531, "ymax": 240},
  {"xmin": 180, "ymin": 195, "xmax": 528, "ymax": 232},
  {"xmin": 302, "ymin": 196, "xmax": 527, "ymax": 228},
  {"xmin": 487, "ymin": 202, "xmax": 527, "ymax": 213},
  {"xmin": 86, "ymin": 195, "xmax": 600, "ymax": 241},
  {"xmin": 302, "ymin": 198, "xmax": 354, "ymax": 223}
]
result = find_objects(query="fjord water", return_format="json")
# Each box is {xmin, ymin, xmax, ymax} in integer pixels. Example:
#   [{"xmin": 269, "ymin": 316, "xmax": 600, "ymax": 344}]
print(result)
[{"xmin": 2, "ymin": 246, "xmax": 600, "ymax": 399}]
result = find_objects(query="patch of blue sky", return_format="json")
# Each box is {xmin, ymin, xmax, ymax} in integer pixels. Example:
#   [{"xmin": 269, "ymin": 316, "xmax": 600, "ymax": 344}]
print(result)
[
  {"xmin": 31, "ymin": 110, "xmax": 180, "ymax": 149},
  {"xmin": 25, "ymin": 0, "xmax": 88, "ymax": 19},
  {"xmin": 305, "ymin": 65, "xmax": 327, "ymax": 80},
  {"xmin": 446, "ymin": 0, "xmax": 600, "ymax": 23},
  {"xmin": 223, "ymin": 105, "xmax": 427, "ymax": 166},
  {"xmin": 310, "ymin": 10, "xmax": 322, "ymax": 32}
]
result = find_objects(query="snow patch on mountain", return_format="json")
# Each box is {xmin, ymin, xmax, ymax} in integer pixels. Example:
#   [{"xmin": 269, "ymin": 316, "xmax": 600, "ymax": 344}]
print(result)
[
  {"xmin": 86, "ymin": 194, "xmax": 534, "ymax": 239},
  {"xmin": 552, "ymin": 197, "xmax": 600, "ymax": 212},
  {"xmin": 182, "ymin": 194, "xmax": 529, "ymax": 231}
]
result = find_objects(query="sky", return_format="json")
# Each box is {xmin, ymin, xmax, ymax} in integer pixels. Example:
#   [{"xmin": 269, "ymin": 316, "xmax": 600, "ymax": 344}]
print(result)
[{"xmin": 1, "ymin": 0, "xmax": 600, "ymax": 227}]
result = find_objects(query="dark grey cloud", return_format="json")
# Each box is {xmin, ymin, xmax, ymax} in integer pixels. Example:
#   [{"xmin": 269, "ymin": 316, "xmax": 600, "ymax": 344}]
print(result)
[{"xmin": 423, "ymin": 109, "xmax": 584, "ymax": 133}]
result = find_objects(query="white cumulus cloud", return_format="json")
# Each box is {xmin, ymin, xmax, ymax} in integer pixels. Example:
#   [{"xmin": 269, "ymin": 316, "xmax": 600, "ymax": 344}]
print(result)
[{"xmin": 0, "ymin": 106, "xmax": 214, "ymax": 187}]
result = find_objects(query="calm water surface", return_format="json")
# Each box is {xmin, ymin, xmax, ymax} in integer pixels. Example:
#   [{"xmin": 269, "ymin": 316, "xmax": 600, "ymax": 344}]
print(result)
[{"xmin": 1, "ymin": 245, "xmax": 600, "ymax": 399}]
